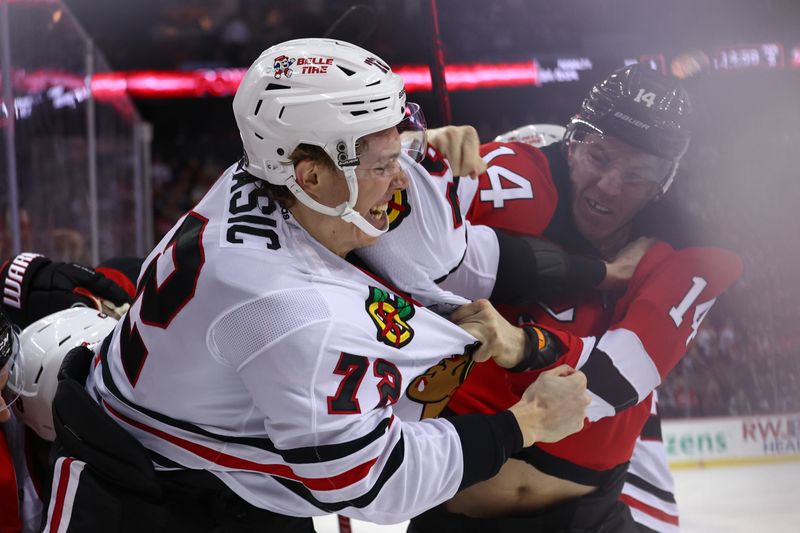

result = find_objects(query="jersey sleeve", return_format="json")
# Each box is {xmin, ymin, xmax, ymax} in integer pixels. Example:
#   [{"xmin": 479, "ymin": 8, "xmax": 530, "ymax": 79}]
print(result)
[
  {"xmin": 508, "ymin": 242, "xmax": 743, "ymax": 421},
  {"xmin": 217, "ymin": 293, "xmax": 518, "ymax": 523},
  {"xmin": 464, "ymin": 141, "xmax": 559, "ymax": 236},
  {"xmin": 436, "ymin": 223, "xmax": 500, "ymax": 302},
  {"xmin": 580, "ymin": 243, "xmax": 743, "ymax": 419},
  {"xmin": 355, "ymin": 150, "xmax": 472, "ymax": 307}
]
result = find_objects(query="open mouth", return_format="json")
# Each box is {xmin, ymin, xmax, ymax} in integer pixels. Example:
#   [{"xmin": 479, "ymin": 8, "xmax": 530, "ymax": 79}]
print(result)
[
  {"xmin": 585, "ymin": 197, "xmax": 611, "ymax": 215},
  {"xmin": 367, "ymin": 203, "xmax": 389, "ymax": 229}
]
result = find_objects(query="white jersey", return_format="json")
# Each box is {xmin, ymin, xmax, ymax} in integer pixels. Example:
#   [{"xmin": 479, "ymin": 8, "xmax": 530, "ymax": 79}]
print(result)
[
  {"xmin": 357, "ymin": 149, "xmax": 500, "ymax": 309},
  {"xmin": 89, "ymin": 163, "xmax": 480, "ymax": 524},
  {"xmin": 622, "ymin": 393, "xmax": 680, "ymax": 532}
]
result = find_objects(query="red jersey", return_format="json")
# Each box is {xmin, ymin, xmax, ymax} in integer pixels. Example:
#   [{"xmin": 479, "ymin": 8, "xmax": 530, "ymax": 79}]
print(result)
[{"xmin": 448, "ymin": 141, "xmax": 743, "ymax": 477}]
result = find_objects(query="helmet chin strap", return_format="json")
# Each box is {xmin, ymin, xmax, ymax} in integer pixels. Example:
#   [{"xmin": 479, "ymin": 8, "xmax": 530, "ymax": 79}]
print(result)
[
  {"xmin": 285, "ymin": 167, "xmax": 388, "ymax": 238},
  {"xmin": 340, "ymin": 166, "xmax": 387, "ymax": 238},
  {"xmin": 340, "ymin": 206, "xmax": 386, "ymax": 237}
]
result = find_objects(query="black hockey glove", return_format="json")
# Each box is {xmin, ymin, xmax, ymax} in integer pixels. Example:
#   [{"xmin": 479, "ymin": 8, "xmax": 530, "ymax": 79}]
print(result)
[{"xmin": 0, "ymin": 253, "xmax": 132, "ymax": 328}]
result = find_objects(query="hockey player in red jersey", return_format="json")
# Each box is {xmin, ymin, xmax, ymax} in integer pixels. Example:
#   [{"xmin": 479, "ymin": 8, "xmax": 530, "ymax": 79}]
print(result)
[
  {"xmin": 441, "ymin": 65, "xmax": 740, "ymax": 532},
  {"xmin": 489, "ymin": 124, "xmax": 686, "ymax": 533},
  {"xmin": 39, "ymin": 39, "xmax": 590, "ymax": 533},
  {"xmin": 358, "ymin": 64, "xmax": 742, "ymax": 532}
]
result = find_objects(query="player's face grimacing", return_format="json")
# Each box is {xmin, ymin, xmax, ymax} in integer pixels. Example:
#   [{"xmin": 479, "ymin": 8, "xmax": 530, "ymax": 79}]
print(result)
[
  {"xmin": 568, "ymin": 133, "xmax": 671, "ymax": 252},
  {"xmin": 322, "ymin": 127, "xmax": 409, "ymax": 250},
  {"xmin": 354, "ymin": 127, "xmax": 408, "ymax": 232}
]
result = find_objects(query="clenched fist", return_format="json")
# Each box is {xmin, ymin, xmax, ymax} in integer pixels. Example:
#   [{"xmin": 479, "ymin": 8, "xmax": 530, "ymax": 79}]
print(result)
[
  {"xmin": 509, "ymin": 365, "xmax": 590, "ymax": 447},
  {"xmin": 427, "ymin": 125, "xmax": 487, "ymax": 178}
]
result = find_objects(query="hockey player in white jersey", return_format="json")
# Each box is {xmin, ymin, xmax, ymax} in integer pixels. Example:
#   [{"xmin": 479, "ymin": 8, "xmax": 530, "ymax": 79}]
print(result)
[{"xmin": 41, "ymin": 38, "xmax": 590, "ymax": 533}]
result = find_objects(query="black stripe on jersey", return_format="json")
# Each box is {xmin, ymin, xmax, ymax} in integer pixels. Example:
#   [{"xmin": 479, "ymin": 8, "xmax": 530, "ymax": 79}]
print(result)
[
  {"xmin": 625, "ymin": 472, "xmax": 676, "ymax": 504},
  {"xmin": 641, "ymin": 413, "xmax": 663, "ymax": 441},
  {"xmin": 100, "ymin": 339, "xmax": 393, "ymax": 465},
  {"xmin": 433, "ymin": 230, "xmax": 468, "ymax": 285},
  {"xmin": 147, "ymin": 449, "xmax": 185, "ymax": 469},
  {"xmin": 273, "ymin": 432, "xmax": 405, "ymax": 512},
  {"xmin": 513, "ymin": 445, "xmax": 627, "ymax": 487},
  {"xmin": 635, "ymin": 525, "xmax": 662, "ymax": 533},
  {"xmin": 581, "ymin": 348, "xmax": 639, "ymax": 412}
]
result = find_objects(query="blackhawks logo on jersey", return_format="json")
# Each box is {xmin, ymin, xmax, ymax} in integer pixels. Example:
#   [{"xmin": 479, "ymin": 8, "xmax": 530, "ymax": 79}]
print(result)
[
  {"xmin": 365, "ymin": 286, "xmax": 415, "ymax": 348},
  {"xmin": 386, "ymin": 189, "xmax": 411, "ymax": 231}
]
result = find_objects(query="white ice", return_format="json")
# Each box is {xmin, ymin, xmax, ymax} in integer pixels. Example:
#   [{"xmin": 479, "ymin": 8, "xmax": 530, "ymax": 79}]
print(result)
[
  {"xmin": 313, "ymin": 461, "xmax": 800, "ymax": 532},
  {"xmin": 674, "ymin": 461, "xmax": 800, "ymax": 533}
]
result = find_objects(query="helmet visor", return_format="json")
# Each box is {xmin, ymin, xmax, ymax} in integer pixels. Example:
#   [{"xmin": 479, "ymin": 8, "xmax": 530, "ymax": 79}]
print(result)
[
  {"xmin": 397, "ymin": 102, "xmax": 427, "ymax": 163},
  {"xmin": 1, "ymin": 331, "xmax": 23, "ymax": 418},
  {"xmin": 568, "ymin": 122, "xmax": 674, "ymax": 187}
]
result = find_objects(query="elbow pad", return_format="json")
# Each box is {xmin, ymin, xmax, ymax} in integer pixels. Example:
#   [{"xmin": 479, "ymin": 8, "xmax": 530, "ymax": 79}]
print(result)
[{"xmin": 490, "ymin": 230, "xmax": 606, "ymax": 305}]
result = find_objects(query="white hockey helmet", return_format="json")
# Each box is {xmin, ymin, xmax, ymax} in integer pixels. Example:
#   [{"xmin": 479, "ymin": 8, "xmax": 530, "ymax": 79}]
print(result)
[
  {"xmin": 233, "ymin": 38, "xmax": 427, "ymax": 237},
  {"xmin": 494, "ymin": 124, "xmax": 567, "ymax": 148},
  {"xmin": 6, "ymin": 308, "xmax": 117, "ymax": 441}
]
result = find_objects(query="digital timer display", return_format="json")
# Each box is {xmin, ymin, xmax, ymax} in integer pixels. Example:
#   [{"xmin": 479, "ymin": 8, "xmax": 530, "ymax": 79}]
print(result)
[{"xmin": 711, "ymin": 43, "xmax": 784, "ymax": 71}]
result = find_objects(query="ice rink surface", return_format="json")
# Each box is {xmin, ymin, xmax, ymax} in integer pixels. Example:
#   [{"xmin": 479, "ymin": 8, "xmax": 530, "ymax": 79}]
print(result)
[
  {"xmin": 313, "ymin": 461, "xmax": 800, "ymax": 532},
  {"xmin": 674, "ymin": 461, "xmax": 800, "ymax": 532}
]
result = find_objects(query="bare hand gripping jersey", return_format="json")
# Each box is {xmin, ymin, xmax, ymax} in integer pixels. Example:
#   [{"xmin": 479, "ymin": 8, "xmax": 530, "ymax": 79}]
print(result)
[
  {"xmin": 447, "ymin": 141, "xmax": 742, "ymax": 474},
  {"xmin": 89, "ymin": 164, "xmax": 482, "ymax": 523}
]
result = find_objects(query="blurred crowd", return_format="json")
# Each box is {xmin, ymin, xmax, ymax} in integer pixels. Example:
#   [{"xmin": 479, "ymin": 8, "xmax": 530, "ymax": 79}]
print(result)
[
  {"xmin": 659, "ymin": 313, "xmax": 800, "ymax": 418},
  {"xmin": 654, "ymin": 71, "xmax": 800, "ymax": 418}
]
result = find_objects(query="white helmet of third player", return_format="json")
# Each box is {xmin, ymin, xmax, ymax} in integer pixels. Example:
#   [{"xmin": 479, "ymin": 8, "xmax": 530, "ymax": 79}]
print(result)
[
  {"xmin": 232, "ymin": 38, "xmax": 427, "ymax": 237},
  {"xmin": 6, "ymin": 308, "xmax": 117, "ymax": 441},
  {"xmin": 494, "ymin": 124, "xmax": 567, "ymax": 148}
]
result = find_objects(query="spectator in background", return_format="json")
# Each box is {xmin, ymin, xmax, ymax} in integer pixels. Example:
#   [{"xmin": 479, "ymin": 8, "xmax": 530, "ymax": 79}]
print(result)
[
  {"xmin": 219, "ymin": 12, "xmax": 251, "ymax": 67},
  {"xmin": 718, "ymin": 318, "xmax": 735, "ymax": 354}
]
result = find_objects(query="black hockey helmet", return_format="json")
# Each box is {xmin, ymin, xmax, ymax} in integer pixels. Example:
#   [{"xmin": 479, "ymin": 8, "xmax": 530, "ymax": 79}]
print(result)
[
  {"xmin": 0, "ymin": 309, "xmax": 22, "ymax": 419},
  {"xmin": 0, "ymin": 310, "xmax": 16, "ymax": 370},
  {"xmin": 565, "ymin": 63, "xmax": 691, "ymax": 193}
]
